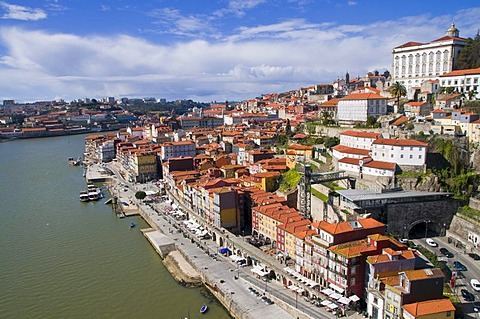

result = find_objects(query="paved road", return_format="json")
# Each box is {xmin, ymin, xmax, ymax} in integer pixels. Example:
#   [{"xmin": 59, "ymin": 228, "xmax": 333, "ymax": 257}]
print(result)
[{"xmin": 414, "ymin": 236, "xmax": 480, "ymax": 318}]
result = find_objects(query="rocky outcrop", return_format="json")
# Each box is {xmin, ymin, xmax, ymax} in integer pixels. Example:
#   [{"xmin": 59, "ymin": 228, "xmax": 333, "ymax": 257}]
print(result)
[{"xmin": 397, "ymin": 174, "xmax": 444, "ymax": 192}]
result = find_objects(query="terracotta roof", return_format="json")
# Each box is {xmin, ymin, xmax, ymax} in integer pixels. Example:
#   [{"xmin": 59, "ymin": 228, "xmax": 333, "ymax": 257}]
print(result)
[
  {"xmin": 440, "ymin": 67, "xmax": 480, "ymax": 77},
  {"xmin": 372, "ymin": 138, "xmax": 428, "ymax": 147},
  {"xmin": 402, "ymin": 299, "xmax": 455, "ymax": 317},
  {"xmin": 431, "ymin": 35, "xmax": 466, "ymax": 43},
  {"xmin": 333, "ymin": 145, "xmax": 370, "ymax": 156},
  {"xmin": 394, "ymin": 41, "xmax": 424, "ymax": 49},
  {"xmin": 340, "ymin": 92, "xmax": 387, "ymax": 100},
  {"xmin": 340, "ymin": 130, "xmax": 381, "ymax": 139},
  {"xmin": 362, "ymin": 160, "xmax": 396, "ymax": 171},
  {"xmin": 391, "ymin": 116, "xmax": 409, "ymax": 126},
  {"xmin": 319, "ymin": 218, "xmax": 384, "ymax": 235}
]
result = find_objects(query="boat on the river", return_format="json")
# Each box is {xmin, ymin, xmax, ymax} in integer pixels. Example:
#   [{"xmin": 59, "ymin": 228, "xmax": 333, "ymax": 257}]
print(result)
[
  {"xmin": 79, "ymin": 191, "xmax": 89, "ymax": 202},
  {"xmin": 129, "ymin": 222, "xmax": 136, "ymax": 228},
  {"xmin": 200, "ymin": 305, "xmax": 208, "ymax": 314},
  {"xmin": 68, "ymin": 157, "xmax": 82, "ymax": 166}
]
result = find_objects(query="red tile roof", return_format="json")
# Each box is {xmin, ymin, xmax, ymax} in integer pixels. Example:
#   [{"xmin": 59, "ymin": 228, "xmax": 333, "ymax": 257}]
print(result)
[
  {"xmin": 440, "ymin": 67, "xmax": 480, "ymax": 77},
  {"xmin": 402, "ymin": 299, "xmax": 455, "ymax": 317},
  {"xmin": 340, "ymin": 130, "xmax": 381, "ymax": 139},
  {"xmin": 340, "ymin": 92, "xmax": 387, "ymax": 100},
  {"xmin": 333, "ymin": 145, "xmax": 370, "ymax": 156},
  {"xmin": 372, "ymin": 138, "xmax": 428, "ymax": 147}
]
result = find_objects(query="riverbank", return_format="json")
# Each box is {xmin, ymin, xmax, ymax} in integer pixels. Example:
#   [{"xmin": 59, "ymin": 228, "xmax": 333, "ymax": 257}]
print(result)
[{"xmin": 101, "ymin": 167, "xmax": 301, "ymax": 319}]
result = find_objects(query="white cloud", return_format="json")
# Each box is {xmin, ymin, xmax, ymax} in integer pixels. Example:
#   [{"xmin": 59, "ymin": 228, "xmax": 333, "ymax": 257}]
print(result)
[
  {"xmin": 214, "ymin": 0, "xmax": 266, "ymax": 17},
  {"xmin": 0, "ymin": 1, "xmax": 47, "ymax": 20},
  {"xmin": 1, "ymin": 8, "xmax": 480, "ymax": 102},
  {"xmin": 347, "ymin": 1, "xmax": 358, "ymax": 6}
]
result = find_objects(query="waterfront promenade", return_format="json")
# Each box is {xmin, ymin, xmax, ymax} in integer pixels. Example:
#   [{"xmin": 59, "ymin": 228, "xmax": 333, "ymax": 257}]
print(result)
[{"xmin": 92, "ymin": 163, "xmax": 364, "ymax": 319}]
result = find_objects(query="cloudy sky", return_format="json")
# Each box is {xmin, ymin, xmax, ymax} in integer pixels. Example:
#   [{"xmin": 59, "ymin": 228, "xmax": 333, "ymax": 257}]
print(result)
[{"xmin": 1, "ymin": 0, "xmax": 479, "ymax": 103}]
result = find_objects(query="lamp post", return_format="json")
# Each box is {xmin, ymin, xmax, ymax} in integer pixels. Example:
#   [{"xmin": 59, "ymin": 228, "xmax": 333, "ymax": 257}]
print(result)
[{"xmin": 424, "ymin": 220, "xmax": 430, "ymax": 245}]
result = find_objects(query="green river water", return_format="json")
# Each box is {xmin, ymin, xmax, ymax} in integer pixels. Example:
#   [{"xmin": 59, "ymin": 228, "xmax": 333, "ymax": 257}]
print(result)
[{"xmin": 0, "ymin": 134, "xmax": 230, "ymax": 319}]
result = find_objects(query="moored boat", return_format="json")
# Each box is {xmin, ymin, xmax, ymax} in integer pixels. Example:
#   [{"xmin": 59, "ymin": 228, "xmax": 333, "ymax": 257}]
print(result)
[
  {"xmin": 129, "ymin": 222, "xmax": 136, "ymax": 228},
  {"xmin": 200, "ymin": 305, "xmax": 208, "ymax": 314},
  {"xmin": 79, "ymin": 190, "xmax": 89, "ymax": 202}
]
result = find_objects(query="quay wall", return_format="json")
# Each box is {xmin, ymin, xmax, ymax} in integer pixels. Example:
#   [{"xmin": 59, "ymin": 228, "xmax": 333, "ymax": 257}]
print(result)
[{"xmin": 106, "ymin": 186, "xmax": 250, "ymax": 319}]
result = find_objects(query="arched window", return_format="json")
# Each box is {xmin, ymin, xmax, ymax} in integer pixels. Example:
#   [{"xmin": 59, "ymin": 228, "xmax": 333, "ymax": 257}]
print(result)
[
  {"xmin": 436, "ymin": 51, "xmax": 441, "ymax": 62},
  {"xmin": 443, "ymin": 50, "xmax": 449, "ymax": 61},
  {"xmin": 443, "ymin": 61, "xmax": 448, "ymax": 71},
  {"xmin": 428, "ymin": 62, "xmax": 433, "ymax": 72},
  {"xmin": 415, "ymin": 64, "xmax": 420, "ymax": 74},
  {"xmin": 436, "ymin": 62, "xmax": 440, "ymax": 72},
  {"xmin": 401, "ymin": 55, "xmax": 406, "ymax": 65},
  {"xmin": 415, "ymin": 54, "xmax": 420, "ymax": 63},
  {"xmin": 429, "ymin": 52, "xmax": 434, "ymax": 62},
  {"xmin": 408, "ymin": 54, "xmax": 413, "ymax": 64},
  {"xmin": 422, "ymin": 63, "xmax": 426, "ymax": 73}
]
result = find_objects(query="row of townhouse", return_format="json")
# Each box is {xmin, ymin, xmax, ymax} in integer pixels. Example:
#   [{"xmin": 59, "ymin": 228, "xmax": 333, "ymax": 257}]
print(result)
[
  {"xmin": 332, "ymin": 130, "xmax": 428, "ymax": 181},
  {"xmin": 431, "ymin": 109, "xmax": 480, "ymax": 145}
]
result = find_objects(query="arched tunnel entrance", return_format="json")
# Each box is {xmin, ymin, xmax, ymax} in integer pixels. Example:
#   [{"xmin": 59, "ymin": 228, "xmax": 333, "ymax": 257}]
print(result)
[{"xmin": 407, "ymin": 221, "xmax": 440, "ymax": 239}]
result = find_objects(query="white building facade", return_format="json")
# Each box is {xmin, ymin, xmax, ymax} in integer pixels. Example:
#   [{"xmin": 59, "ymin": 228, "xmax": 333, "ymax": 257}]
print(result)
[
  {"xmin": 439, "ymin": 67, "xmax": 480, "ymax": 99},
  {"xmin": 160, "ymin": 141, "xmax": 196, "ymax": 161},
  {"xmin": 392, "ymin": 23, "xmax": 466, "ymax": 92},
  {"xmin": 337, "ymin": 93, "xmax": 387, "ymax": 125},
  {"xmin": 370, "ymin": 138, "xmax": 427, "ymax": 167}
]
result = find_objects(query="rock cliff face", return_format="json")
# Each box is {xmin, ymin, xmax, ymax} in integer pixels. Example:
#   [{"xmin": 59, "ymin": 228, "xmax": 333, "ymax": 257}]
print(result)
[{"xmin": 397, "ymin": 175, "xmax": 444, "ymax": 192}]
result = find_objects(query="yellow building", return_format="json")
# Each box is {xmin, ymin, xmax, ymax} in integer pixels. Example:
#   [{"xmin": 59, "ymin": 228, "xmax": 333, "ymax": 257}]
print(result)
[
  {"xmin": 250, "ymin": 171, "xmax": 280, "ymax": 192},
  {"xmin": 402, "ymin": 299, "xmax": 455, "ymax": 319},
  {"xmin": 130, "ymin": 150, "xmax": 157, "ymax": 182}
]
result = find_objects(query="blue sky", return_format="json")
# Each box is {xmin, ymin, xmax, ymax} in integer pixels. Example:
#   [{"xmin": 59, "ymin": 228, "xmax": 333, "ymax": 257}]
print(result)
[{"xmin": 1, "ymin": 0, "xmax": 480, "ymax": 103}]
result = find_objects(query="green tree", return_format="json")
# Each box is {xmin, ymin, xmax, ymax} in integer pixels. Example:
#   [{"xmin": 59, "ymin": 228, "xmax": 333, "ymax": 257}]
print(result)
[
  {"xmin": 390, "ymin": 81, "xmax": 407, "ymax": 112},
  {"xmin": 285, "ymin": 119, "xmax": 292, "ymax": 137},
  {"xmin": 366, "ymin": 115, "xmax": 377, "ymax": 127},
  {"xmin": 135, "ymin": 191, "xmax": 147, "ymax": 200},
  {"xmin": 324, "ymin": 136, "xmax": 340, "ymax": 149},
  {"xmin": 454, "ymin": 34, "xmax": 480, "ymax": 70}
]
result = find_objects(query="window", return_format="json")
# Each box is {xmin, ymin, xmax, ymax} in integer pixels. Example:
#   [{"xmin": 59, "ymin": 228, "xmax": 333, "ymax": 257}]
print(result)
[
  {"xmin": 419, "ymin": 155, "xmax": 422, "ymax": 159},
  {"xmin": 410, "ymin": 155, "xmax": 413, "ymax": 159},
  {"xmin": 400, "ymin": 154, "xmax": 404, "ymax": 158},
  {"xmin": 447, "ymin": 311, "xmax": 452, "ymax": 317}
]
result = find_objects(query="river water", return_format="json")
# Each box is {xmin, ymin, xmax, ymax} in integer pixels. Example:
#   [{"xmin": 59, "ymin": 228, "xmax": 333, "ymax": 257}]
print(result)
[{"xmin": 0, "ymin": 134, "xmax": 230, "ymax": 319}]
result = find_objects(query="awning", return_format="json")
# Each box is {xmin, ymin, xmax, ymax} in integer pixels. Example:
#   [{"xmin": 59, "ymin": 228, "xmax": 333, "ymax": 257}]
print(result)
[
  {"xmin": 327, "ymin": 303, "xmax": 338, "ymax": 310},
  {"xmin": 349, "ymin": 295, "xmax": 360, "ymax": 302},
  {"xmin": 329, "ymin": 283, "xmax": 345, "ymax": 294},
  {"xmin": 321, "ymin": 300, "xmax": 332, "ymax": 306},
  {"xmin": 338, "ymin": 297, "xmax": 351, "ymax": 305},
  {"xmin": 251, "ymin": 267, "xmax": 268, "ymax": 277},
  {"xmin": 321, "ymin": 288, "xmax": 334, "ymax": 296},
  {"xmin": 330, "ymin": 292, "xmax": 342, "ymax": 300}
]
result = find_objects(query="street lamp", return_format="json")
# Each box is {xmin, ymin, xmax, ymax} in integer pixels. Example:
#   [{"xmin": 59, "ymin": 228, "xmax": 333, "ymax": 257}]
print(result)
[{"xmin": 424, "ymin": 220, "xmax": 430, "ymax": 244}]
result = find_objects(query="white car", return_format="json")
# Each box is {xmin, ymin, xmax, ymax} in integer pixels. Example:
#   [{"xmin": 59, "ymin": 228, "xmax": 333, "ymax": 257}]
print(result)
[
  {"xmin": 471, "ymin": 279, "xmax": 480, "ymax": 292},
  {"xmin": 426, "ymin": 238, "xmax": 438, "ymax": 247}
]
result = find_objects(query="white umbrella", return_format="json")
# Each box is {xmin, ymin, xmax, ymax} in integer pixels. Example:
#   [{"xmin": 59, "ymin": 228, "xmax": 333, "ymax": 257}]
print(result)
[
  {"xmin": 327, "ymin": 303, "xmax": 338, "ymax": 310},
  {"xmin": 349, "ymin": 295, "xmax": 360, "ymax": 302},
  {"xmin": 321, "ymin": 288, "xmax": 334, "ymax": 296},
  {"xmin": 339, "ymin": 297, "xmax": 351, "ymax": 305},
  {"xmin": 321, "ymin": 300, "xmax": 332, "ymax": 306},
  {"xmin": 330, "ymin": 292, "xmax": 342, "ymax": 300}
]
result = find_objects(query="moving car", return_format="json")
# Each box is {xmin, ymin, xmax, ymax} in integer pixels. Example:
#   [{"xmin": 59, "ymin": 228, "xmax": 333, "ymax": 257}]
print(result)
[
  {"xmin": 471, "ymin": 279, "xmax": 480, "ymax": 292},
  {"xmin": 453, "ymin": 261, "xmax": 467, "ymax": 271},
  {"xmin": 461, "ymin": 289, "xmax": 475, "ymax": 301},
  {"xmin": 426, "ymin": 238, "xmax": 438, "ymax": 247}
]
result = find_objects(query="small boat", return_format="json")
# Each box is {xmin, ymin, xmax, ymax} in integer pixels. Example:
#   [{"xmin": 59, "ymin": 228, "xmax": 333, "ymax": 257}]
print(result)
[
  {"xmin": 68, "ymin": 157, "xmax": 81, "ymax": 166},
  {"xmin": 200, "ymin": 305, "xmax": 208, "ymax": 314},
  {"xmin": 79, "ymin": 190, "xmax": 89, "ymax": 202},
  {"xmin": 129, "ymin": 222, "xmax": 136, "ymax": 228}
]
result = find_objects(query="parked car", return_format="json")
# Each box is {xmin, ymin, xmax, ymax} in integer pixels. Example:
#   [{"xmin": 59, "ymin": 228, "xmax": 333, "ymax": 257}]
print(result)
[
  {"xmin": 426, "ymin": 238, "xmax": 438, "ymax": 247},
  {"xmin": 453, "ymin": 261, "xmax": 467, "ymax": 271},
  {"xmin": 471, "ymin": 279, "xmax": 480, "ymax": 292},
  {"xmin": 399, "ymin": 238, "xmax": 409, "ymax": 244},
  {"xmin": 440, "ymin": 248, "xmax": 454, "ymax": 258},
  {"xmin": 468, "ymin": 253, "xmax": 480, "ymax": 260},
  {"xmin": 461, "ymin": 289, "xmax": 475, "ymax": 301}
]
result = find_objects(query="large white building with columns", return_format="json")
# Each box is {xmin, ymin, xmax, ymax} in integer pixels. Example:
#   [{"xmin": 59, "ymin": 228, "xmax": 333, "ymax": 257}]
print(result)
[{"xmin": 392, "ymin": 23, "xmax": 466, "ymax": 93}]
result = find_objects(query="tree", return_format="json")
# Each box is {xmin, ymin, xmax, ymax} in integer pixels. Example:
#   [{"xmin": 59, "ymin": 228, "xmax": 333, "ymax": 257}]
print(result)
[
  {"xmin": 135, "ymin": 191, "xmax": 147, "ymax": 200},
  {"xmin": 454, "ymin": 34, "xmax": 480, "ymax": 70},
  {"xmin": 366, "ymin": 115, "xmax": 377, "ymax": 127},
  {"xmin": 285, "ymin": 119, "xmax": 292, "ymax": 137},
  {"xmin": 324, "ymin": 136, "xmax": 340, "ymax": 149},
  {"xmin": 390, "ymin": 81, "xmax": 407, "ymax": 112}
]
